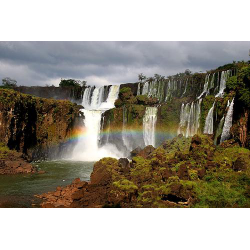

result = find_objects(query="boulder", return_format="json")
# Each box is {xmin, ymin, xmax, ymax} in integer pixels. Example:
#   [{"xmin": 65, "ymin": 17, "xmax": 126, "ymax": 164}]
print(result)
[
  {"xmin": 118, "ymin": 158, "xmax": 130, "ymax": 174},
  {"xmin": 233, "ymin": 155, "xmax": 249, "ymax": 171}
]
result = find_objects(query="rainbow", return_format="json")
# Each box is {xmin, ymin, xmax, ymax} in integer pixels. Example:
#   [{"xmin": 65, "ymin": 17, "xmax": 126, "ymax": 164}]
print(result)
[{"xmin": 67, "ymin": 126, "xmax": 177, "ymax": 143}]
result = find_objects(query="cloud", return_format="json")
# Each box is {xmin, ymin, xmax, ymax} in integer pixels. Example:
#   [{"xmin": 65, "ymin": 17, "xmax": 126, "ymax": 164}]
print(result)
[{"xmin": 0, "ymin": 41, "xmax": 249, "ymax": 86}]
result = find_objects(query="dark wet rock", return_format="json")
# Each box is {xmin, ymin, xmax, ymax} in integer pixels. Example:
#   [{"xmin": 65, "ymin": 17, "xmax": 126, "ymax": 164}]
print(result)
[
  {"xmin": 140, "ymin": 145, "xmax": 155, "ymax": 158},
  {"xmin": 130, "ymin": 147, "xmax": 142, "ymax": 158},
  {"xmin": 130, "ymin": 145, "xmax": 155, "ymax": 159},
  {"xmin": 118, "ymin": 158, "xmax": 130, "ymax": 173},
  {"xmin": 233, "ymin": 155, "xmax": 249, "ymax": 171}
]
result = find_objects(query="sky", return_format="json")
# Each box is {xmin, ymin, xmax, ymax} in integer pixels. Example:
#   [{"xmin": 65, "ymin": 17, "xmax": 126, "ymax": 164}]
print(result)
[{"xmin": 0, "ymin": 41, "xmax": 249, "ymax": 87}]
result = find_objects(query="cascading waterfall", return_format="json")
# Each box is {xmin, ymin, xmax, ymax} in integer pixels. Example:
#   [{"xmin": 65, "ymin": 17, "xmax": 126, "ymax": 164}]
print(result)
[
  {"xmin": 198, "ymin": 74, "xmax": 210, "ymax": 99},
  {"xmin": 220, "ymin": 98, "xmax": 235, "ymax": 143},
  {"xmin": 203, "ymin": 102, "xmax": 215, "ymax": 134},
  {"xmin": 181, "ymin": 79, "xmax": 188, "ymax": 97},
  {"xmin": 72, "ymin": 85, "xmax": 122, "ymax": 161},
  {"xmin": 137, "ymin": 82, "xmax": 141, "ymax": 95},
  {"xmin": 214, "ymin": 116, "xmax": 225, "ymax": 145},
  {"xmin": 178, "ymin": 99, "xmax": 202, "ymax": 137},
  {"xmin": 216, "ymin": 70, "xmax": 231, "ymax": 97},
  {"xmin": 143, "ymin": 107, "xmax": 158, "ymax": 147},
  {"xmin": 137, "ymin": 77, "xmax": 192, "ymax": 103}
]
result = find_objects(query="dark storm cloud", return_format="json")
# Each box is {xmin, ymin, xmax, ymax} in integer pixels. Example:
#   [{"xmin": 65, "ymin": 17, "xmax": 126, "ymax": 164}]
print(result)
[{"xmin": 0, "ymin": 41, "xmax": 249, "ymax": 86}]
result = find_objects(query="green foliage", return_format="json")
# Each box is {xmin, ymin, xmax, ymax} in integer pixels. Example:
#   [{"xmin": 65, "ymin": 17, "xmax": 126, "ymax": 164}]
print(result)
[
  {"xmin": 119, "ymin": 87, "xmax": 131, "ymax": 94},
  {"xmin": 226, "ymin": 76, "xmax": 238, "ymax": 91},
  {"xmin": 0, "ymin": 143, "xmax": 11, "ymax": 157},
  {"xmin": 59, "ymin": 79, "xmax": 86, "ymax": 87},
  {"xmin": 237, "ymin": 66, "xmax": 250, "ymax": 108},
  {"xmin": 114, "ymin": 99, "xmax": 123, "ymax": 108},
  {"xmin": 136, "ymin": 95, "xmax": 147, "ymax": 103},
  {"xmin": 194, "ymin": 180, "xmax": 249, "ymax": 208},
  {"xmin": 113, "ymin": 179, "xmax": 138, "ymax": 192}
]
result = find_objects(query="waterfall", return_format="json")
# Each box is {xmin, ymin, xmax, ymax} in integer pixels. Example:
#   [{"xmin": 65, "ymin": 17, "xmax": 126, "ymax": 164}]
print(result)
[
  {"xmin": 137, "ymin": 83, "xmax": 141, "ymax": 95},
  {"xmin": 82, "ymin": 86, "xmax": 94, "ymax": 109},
  {"xmin": 181, "ymin": 79, "xmax": 188, "ymax": 97},
  {"xmin": 214, "ymin": 116, "xmax": 225, "ymax": 145},
  {"xmin": 216, "ymin": 70, "xmax": 231, "ymax": 97},
  {"xmin": 142, "ymin": 82, "xmax": 149, "ymax": 95},
  {"xmin": 204, "ymin": 102, "xmax": 215, "ymax": 134},
  {"xmin": 72, "ymin": 85, "xmax": 122, "ymax": 161},
  {"xmin": 220, "ymin": 98, "xmax": 235, "ymax": 143},
  {"xmin": 143, "ymin": 107, "xmax": 158, "ymax": 147},
  {"xmin": 178, "ymin": 99, "xmax": 202, "ymax": 137},
  {"xmin": 99, "ymin": 85, "xmax": 120, "ymax": 109},
  {"xmin": 198, "ymin": 74, "xmax": 210, "ymax": 99}
]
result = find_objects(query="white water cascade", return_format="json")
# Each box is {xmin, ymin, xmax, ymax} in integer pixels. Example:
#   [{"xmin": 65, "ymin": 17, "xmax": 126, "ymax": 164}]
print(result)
[
  {"xmin": 72, "ymin": 85, "xmax": 123, "ymax": 161},
  {"xmin": 216, "ymin": 70, "xmax": 231, "ymax": 97},
  {"xmin": 214, "ymin": 116, "xmax": 225, "ymax": 145},
  {"xmin": 220, "ymin": 98, "xmax": 235, "ymax": 143},
  {"xmin": 178, "ymin": 99, "xmax": 202, "ymax": 137},
  {"xmin": 143, "ymin": 107, "xmax": 158, "ymax": 147},
  {"xmin": 204, "ymin": 102, "xmax": 215, "ymax": 134},
  {"xmin": 198, "ymin": 74, "xmax": 210, "ymax": 99}
]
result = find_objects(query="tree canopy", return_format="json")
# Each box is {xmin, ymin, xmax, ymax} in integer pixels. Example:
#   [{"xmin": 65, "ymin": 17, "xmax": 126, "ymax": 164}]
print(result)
[
  {"xmin": 2, "ymin": 77, "xmax": 17, "ymax": 87},
  {"xmin": 59, "ymin": 79, "xmax": 87, "ymax": 87}
]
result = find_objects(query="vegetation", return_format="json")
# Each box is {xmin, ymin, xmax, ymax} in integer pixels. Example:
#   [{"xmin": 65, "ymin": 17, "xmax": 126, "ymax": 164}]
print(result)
[
  {"xmin": 1, "ymin": 77, "xmax": 17, "ymax": 88},
  {"xmin": 59, "ymin": 79, "xmax": 86, "ymax": 88},
  {"xmin": 93, "ymin": 135, "xmax": 250, "ymax": 208}
]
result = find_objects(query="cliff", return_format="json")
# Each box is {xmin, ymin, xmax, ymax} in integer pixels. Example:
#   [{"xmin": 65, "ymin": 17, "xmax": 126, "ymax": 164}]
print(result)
[
  {"xmin": 14, "ymin": 85, "xmax": 85, "ymax": 103},
  {"xmin": 0, "ymin": 89, "xmax": 82, "ymax": 160}
]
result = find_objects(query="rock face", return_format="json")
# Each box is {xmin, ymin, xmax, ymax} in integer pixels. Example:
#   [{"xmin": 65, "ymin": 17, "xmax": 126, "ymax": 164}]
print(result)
[
  {"xmin": 0, "ymin": 89, "xmax": 81, "ymax": 160},
  {"xmin": 14, "ymin": 85, "xmax": 85, "ymax": 103},
  {"xmin": 130, "ymin": 145, "xmax": 155, "ymax": 159},
  {"xmin": 37, "ymin": 178, "xmax": 88, "ymax": 208},
  {"xmin": 0, "ymin": 143, "xmax": 36, "ymax": 174}
]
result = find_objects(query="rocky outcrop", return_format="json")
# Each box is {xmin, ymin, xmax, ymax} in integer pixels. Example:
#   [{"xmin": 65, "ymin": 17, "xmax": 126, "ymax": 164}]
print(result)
[
  {"xmin": 130, "ymin": 145, "xmax": 155, "ymax": 159},
  {"xmin": 0, "ymin": 143, "xmax": 36, "ymax": 174}
]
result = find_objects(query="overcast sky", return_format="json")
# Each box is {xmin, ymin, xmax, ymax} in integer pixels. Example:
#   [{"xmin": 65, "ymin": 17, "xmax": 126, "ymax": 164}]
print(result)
[{"xmin": 0, "ymin": 41, "xmax": 249, "ymax": 87}]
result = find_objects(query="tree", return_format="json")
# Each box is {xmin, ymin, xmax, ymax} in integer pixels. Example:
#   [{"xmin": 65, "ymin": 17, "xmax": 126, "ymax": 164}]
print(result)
[
  {"xmin": 59, "ymin": 79, "xmax": 87, "ymax": 87},
  {"xmin": 138, "ymin": 73, "xmax": 146, "ymax": 82},
  {"xmin": 82, "ymin": 80, "xmax": 87, "ymax": 87},
  {"xmin": 185, "ymin": 69, "xmax": 192, "ymax": 76},
  {"xmin": 154, "ymin": 74, "xmax": 161, "ymax": 81},
  {"xmin": 2, "ymin": 77, "xmax": 17, "ymax": 87},
  {"xmin": 147, "ymin": 77, "xmax": 154, "ymax": 83}
]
